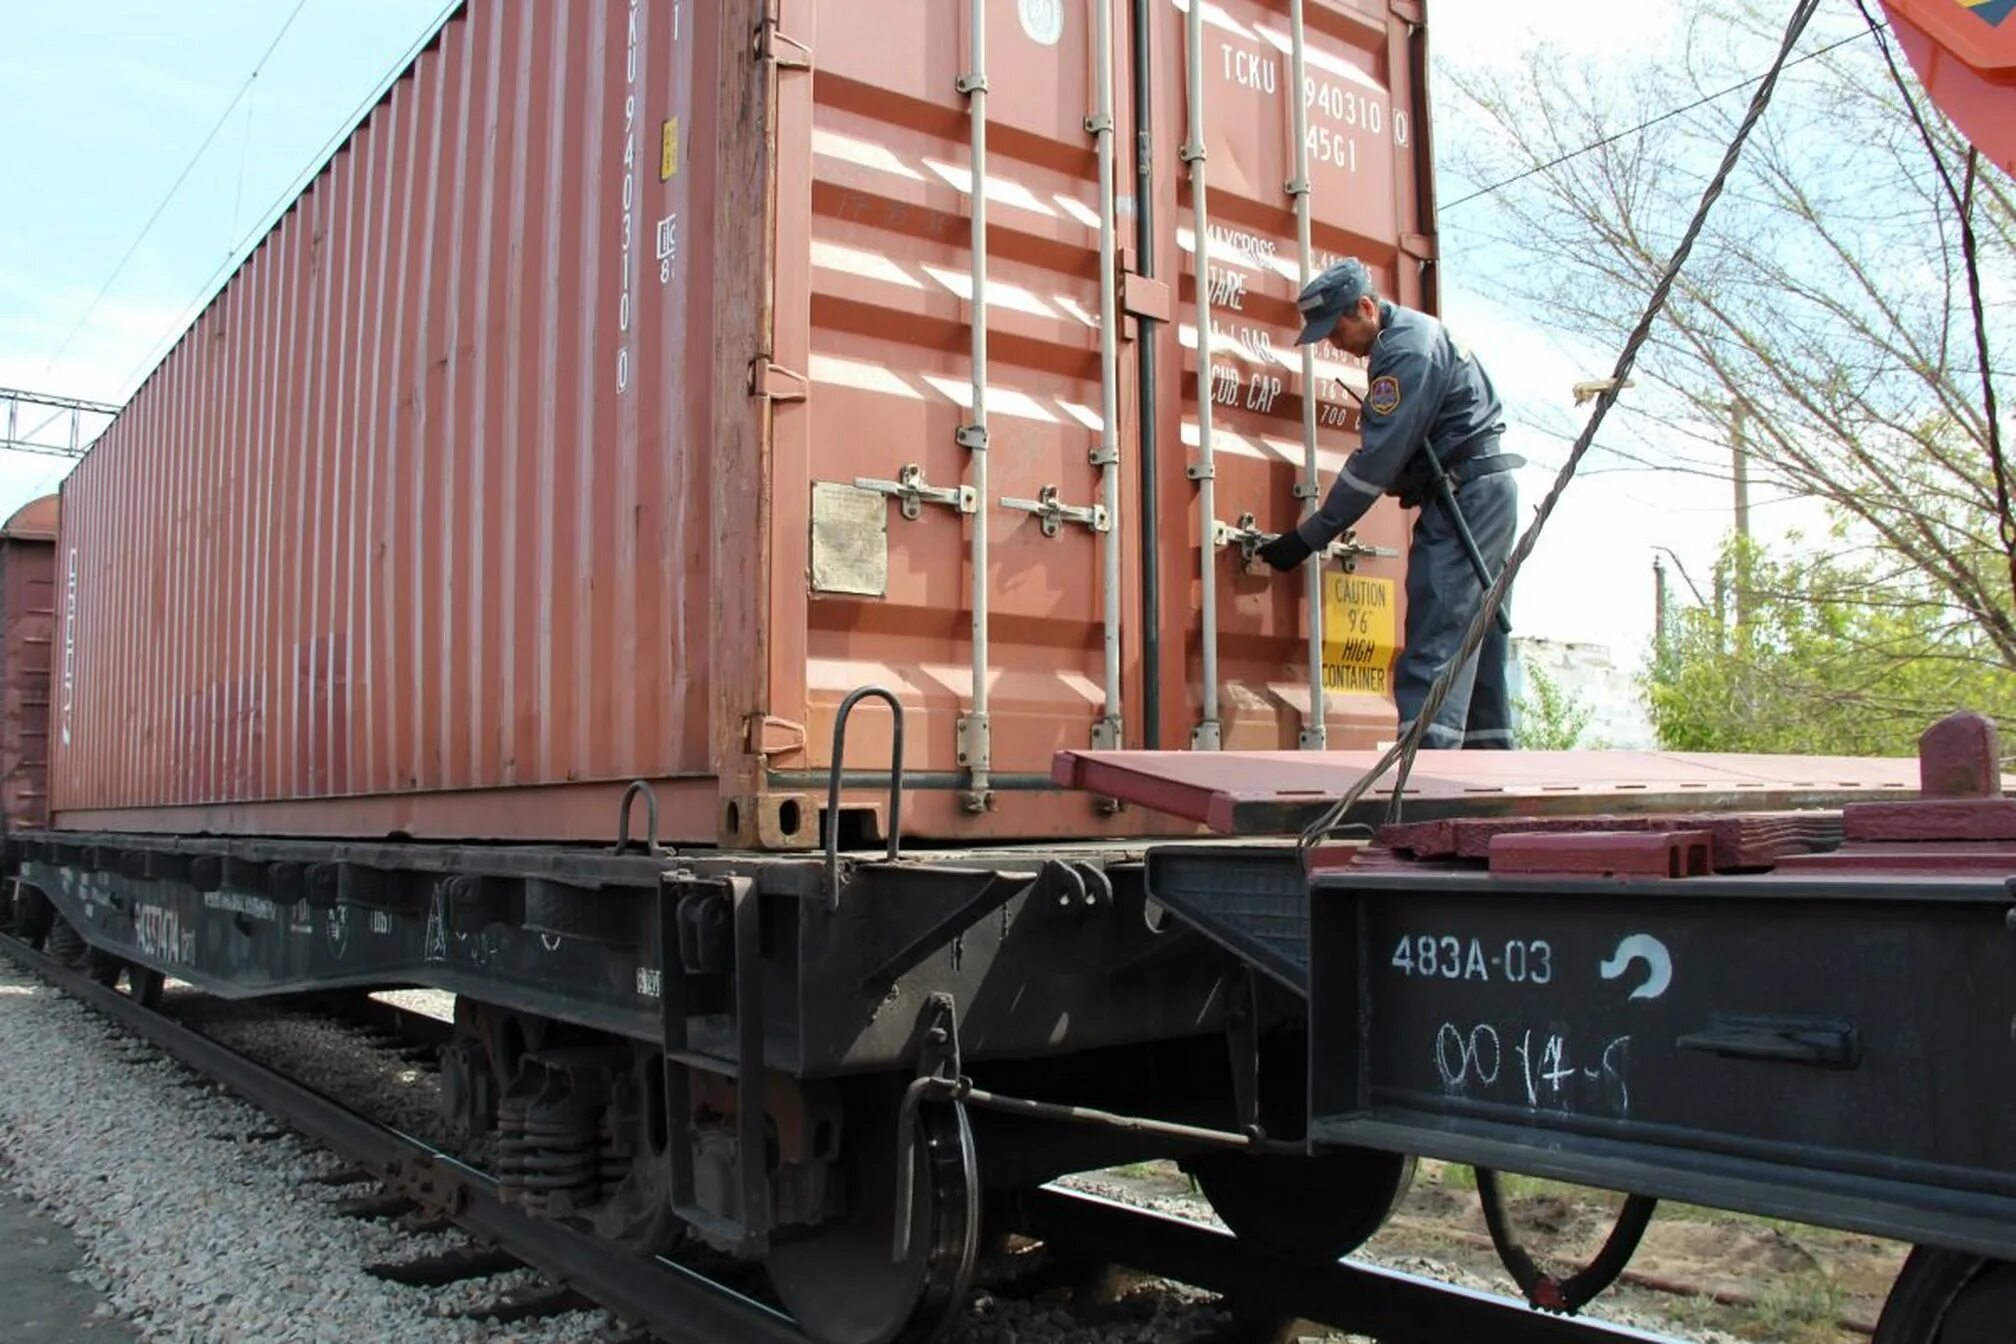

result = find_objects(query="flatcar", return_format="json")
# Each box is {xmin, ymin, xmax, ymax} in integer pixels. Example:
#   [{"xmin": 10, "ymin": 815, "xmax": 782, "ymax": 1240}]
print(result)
[{"xmin": 8, "ymin": 2, "xmax": 2014, "ymax": 1342}]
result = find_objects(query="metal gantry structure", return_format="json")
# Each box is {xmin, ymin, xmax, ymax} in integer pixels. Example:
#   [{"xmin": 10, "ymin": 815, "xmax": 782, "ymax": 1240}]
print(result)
[{"xmin": 0, "ymin": 386, "xmax": 119, "ymax": 459}]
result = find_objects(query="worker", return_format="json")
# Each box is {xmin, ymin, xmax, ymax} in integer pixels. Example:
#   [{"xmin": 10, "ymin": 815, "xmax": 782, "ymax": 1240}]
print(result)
[{"xmin": 1255, "ymin": 258, "xmax": 1521, "ymax": 749}]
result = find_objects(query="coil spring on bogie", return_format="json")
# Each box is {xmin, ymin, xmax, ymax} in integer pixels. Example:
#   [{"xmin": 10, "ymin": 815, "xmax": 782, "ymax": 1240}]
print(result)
[
  {"xmin": 496, "ymin": 1094, "xmax": 531, "ymax": 1204},
  {"xmin": 497, "ymin": 1057, "xmax": 630, "ymax": 1215},
  {"xmin": 45, "ymin": 920, "xmax": 86, "ymax": 967},
  {"xmin": 515, "ymin": 1107, "xmax": 601, "ymax": 1215},
  {"xmin": 599, "ymin": 1108, "xmax": 631, "ymax": 1199}
]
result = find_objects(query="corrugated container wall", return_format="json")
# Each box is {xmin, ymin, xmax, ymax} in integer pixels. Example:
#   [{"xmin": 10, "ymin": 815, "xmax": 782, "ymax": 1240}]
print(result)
[
  {"xmin": 2, "ymin": 496, "xmax": 58, "ymax": 832},
  {"xmin": 52, "ymin": 0, "xmax": 1432, "ymax": 847}
]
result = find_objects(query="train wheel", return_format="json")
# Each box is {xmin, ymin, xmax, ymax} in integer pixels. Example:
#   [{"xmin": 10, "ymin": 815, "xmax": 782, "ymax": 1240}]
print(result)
[
  {"xmin": 1875, "ymin": 1248, "xmax": 2016, "ymax": 1343},
  {"xmin": 87, "ymin": 951, "xmax": 165, "ymax": 1009},
  {"xmin": 44, "ymin": 917, "xmax": 86, "ymax": 967},
  {"xmin": 765, "ymin": 1087, "xmax": 979, "ymax": 1344},
  {"xmin": 1184, "ymin": 1146, "xmax": 1415, "ymax": 1265},
  {"xmin": 11, "ymin": 886, "xmax": 53, "ymax": 949}
]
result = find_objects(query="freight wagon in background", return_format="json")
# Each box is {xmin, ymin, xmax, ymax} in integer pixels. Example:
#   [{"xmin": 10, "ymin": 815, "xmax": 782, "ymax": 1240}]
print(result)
[
  {"xmin": 0, "ymin": 496, "xmax": 57, "ymax": 833},
  {"xmin": 50, "ymin": 0, "xmax": 1427, "ymax": 851}
]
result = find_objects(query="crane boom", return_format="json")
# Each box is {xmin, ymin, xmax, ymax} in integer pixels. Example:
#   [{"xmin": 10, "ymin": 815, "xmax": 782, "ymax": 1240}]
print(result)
[{"xmin": 1879, "ymin": 0, "xmax": 2016, "ymax": 177}]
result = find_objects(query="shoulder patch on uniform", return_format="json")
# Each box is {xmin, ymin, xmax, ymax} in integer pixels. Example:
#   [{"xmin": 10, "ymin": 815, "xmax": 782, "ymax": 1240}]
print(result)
[{"xmin": 1368, "ymin": 375, "xmax": 1402, "ymax": 416}]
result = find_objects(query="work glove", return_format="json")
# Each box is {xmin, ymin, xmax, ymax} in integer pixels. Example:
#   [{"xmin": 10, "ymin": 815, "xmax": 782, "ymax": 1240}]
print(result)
[{"xmin": 1256, "ymin": 529, "xmax": 1314, "ymax": 573}]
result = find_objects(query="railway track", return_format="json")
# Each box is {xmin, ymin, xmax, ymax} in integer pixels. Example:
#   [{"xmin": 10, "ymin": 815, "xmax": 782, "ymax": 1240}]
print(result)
[
  {"xmin": 0, "ymin": 932, "xmax": 803, "ymax": 1344},
  {"xmin": 0, "ymin": 931, "xmax": 1706, "ymax": 1344}
]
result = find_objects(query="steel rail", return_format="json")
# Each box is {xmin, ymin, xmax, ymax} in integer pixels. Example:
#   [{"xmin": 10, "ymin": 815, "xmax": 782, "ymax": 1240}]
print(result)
[
  {"xmin": 1012, "ymin": 1187, "xmax": 1690, "ymax": 1344},
  {"xmin": 0, "ymin": 934, "xmax": 807, "ymax": 1344}
]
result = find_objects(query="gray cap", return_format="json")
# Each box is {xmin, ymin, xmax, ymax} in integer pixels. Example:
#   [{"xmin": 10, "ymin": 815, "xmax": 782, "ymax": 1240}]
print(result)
[{"xmin": 1294, "ymin": 257, "xmax": 1372, "ymax": 345}]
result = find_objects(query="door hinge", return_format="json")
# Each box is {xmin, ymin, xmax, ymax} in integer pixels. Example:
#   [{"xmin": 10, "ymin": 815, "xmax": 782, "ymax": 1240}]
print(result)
[
  {"xmin": 749, "ymin": 358, "xmax": 810, "ymax": 403},
  {"xmin": 755, "ymin": 20, "xmax": 812, "ymax": 70},
  {"xmin": 744, "ymin": 714, "xmax": 808, "ymax": 759},
  {"xmin": 1121, "ymin": 271, "xmax": 1172, "ymax": 324}
]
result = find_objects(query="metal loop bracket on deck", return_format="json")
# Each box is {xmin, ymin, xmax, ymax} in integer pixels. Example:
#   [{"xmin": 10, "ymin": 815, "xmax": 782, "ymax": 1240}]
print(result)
[
  {"xmin": 614, "ymin": 780, "xmax": 665, "ymax": 856},
  {"xmin": 823, "ymin": 685, "xmax": 907, "ymax": 911}
]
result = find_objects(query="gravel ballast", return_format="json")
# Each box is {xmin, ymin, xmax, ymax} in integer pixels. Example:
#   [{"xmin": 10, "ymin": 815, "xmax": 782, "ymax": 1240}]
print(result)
[{"xmin": 0, "ymin": 962, "xmax": 616, "ymax": 1344}]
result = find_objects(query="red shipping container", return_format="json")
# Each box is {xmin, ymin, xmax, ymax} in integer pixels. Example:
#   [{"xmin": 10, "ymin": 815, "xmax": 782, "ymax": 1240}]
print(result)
[{"xmin": 53, "ymin": 0, "xmax": 1431, "ymax": 846}]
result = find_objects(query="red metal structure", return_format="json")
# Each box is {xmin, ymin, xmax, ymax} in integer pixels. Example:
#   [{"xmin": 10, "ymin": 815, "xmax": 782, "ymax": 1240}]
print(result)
[
  {"xmin": 1054, "ymin": 742, "xmax": 1923, "ymax": 832},
  {"xmin": 1882, "ymin": 0, "xmax": 2016, "ymax": 179},
  {"xmin": 0, "ymin": 496, "xmax": 57, "ymax": 832}
]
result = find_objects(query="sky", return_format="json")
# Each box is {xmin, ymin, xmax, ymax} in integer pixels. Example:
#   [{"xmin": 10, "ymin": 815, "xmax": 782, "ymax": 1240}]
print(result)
[{"xmin": 0, "ymin": 0, "xmax": 1791, "ymax": 674}]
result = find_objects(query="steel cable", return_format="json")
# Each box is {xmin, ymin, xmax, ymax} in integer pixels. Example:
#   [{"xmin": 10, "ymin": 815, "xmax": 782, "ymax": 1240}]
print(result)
[
  {"xmin": 1851, "ymin": 0, "xmax": 2011, "ymax": 624},
  {"xmin": 1298, "ymin": 0, "xmax": 1824, "ymax": 856}
]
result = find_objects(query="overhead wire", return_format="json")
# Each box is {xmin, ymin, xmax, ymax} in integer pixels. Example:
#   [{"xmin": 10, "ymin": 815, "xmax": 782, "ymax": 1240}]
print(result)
[
  {"xmin": 1442, "ymin": 27, "xmax": 1873, "ymax": 213},
  {"xmin": 1298, "ymin": 0, "xmax": 1825, "ymax": 854},
  {"xmin": 37, "ymin": 0, "xmax": 316, "ymax": 382},
  {"xmin": 106, "ymin": 0, "xmax": 465, "ymax": 404},
  {"xmin": 228, "ymin": 84, "xmax": 260, "ymax": 254}
]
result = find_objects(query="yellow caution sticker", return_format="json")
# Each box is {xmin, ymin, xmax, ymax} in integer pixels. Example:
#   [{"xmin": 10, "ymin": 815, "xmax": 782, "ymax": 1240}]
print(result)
[
  {"xmin": 1321, "ymin": 573, "xmax": 1398, "ymax": 695},
  {"xmin": 661, "ymin": 117, "xmax": 680, "ymax": 180}
]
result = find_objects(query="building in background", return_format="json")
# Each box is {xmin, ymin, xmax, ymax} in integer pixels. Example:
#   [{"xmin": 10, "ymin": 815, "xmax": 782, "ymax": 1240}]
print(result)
[{"xmin": 1509, "ymin": 637, "xmax": 1658, "ymax": 750}]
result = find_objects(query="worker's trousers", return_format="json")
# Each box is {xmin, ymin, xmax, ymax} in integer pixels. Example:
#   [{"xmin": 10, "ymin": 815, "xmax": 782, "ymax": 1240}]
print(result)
[{"xmin": 1394, "ymin": 469, "xmax": 1517, "ymax": 749}]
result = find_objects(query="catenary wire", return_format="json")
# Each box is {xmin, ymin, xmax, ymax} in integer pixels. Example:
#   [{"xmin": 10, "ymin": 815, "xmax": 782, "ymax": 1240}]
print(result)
[
  {"xmin": 37, "ymin": 0, "xmax": 316, "ymax": 382},
  {"xmin": 105, "ymin": 0, "xmax": 465, "ymax": 404},
  {"xmin": 1442, "ymin": 26, "xmax": 1873, "ymax": 213}
]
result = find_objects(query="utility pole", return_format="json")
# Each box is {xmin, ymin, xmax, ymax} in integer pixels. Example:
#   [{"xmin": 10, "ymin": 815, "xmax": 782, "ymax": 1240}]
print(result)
[
  {"xmin": 1653, "ymin": 553, "xmax": 1668, "ymax": 653},
  {"xmin": 1730, "ymin": 398, "xmax": 1751, "ymax": 638}
]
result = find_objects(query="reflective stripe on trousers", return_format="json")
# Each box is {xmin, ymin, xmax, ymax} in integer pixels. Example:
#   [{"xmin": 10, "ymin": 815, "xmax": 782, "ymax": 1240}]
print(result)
[{"xmin": 1395, "ymin": 470, "xmax": 1517, "ymax": 750}]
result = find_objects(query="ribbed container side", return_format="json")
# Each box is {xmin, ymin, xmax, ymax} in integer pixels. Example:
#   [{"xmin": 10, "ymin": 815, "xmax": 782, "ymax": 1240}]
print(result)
[{"xmin": 53, "ymin": 1, "xmax": 740, "ymax": 840}]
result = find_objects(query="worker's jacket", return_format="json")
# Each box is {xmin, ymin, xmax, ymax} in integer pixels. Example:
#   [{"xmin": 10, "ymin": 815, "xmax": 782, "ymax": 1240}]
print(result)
[{"xmin": 1295, "ymin": 301, "xmax": 1508, "ymax": 549}]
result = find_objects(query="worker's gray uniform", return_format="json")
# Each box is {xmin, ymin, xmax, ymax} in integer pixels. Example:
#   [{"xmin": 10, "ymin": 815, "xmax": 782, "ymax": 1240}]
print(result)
[{"xmin": 1295, "ymin": 301, "xmax": 1518, "ymax": 749}]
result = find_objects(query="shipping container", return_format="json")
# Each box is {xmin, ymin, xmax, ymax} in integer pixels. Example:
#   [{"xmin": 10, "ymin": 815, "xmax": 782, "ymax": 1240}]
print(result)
[
  {"xmin": 53, "ymin": 0, "xmax": 1433, "ymax": 846},
  {"xmin": 1, "ymin": 496, "xmax": 57, "ymax": 832}
]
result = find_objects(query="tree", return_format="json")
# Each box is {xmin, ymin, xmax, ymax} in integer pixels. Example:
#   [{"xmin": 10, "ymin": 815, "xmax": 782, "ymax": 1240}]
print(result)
[
  {"xmin": 1442, "ymin": 0, "xmax": 2015, "ymax": 722},
  {"xmin": 1514, "ymin": 662, "xmax": 1597, "ymax": 750},
  {"xmin": 1647, "ymin": 536, "xmax": 2016, "ymax": 754}
]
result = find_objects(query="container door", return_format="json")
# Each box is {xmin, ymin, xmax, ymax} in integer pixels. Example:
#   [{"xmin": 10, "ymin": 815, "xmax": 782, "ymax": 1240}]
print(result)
[
  {"xmin": 1142, "ymin": 0, "xmax": 1422, "ymax": 752},
  {"xmin": 774, "ymin": 0, "xmax": 1154, "ymax": 835}
]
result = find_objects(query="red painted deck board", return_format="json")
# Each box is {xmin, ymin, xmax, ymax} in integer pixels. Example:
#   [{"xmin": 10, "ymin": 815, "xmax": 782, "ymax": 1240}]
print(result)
[{"xmin": 1054, "ymin": 748, "xmax": 1943, "ymax": 835}]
